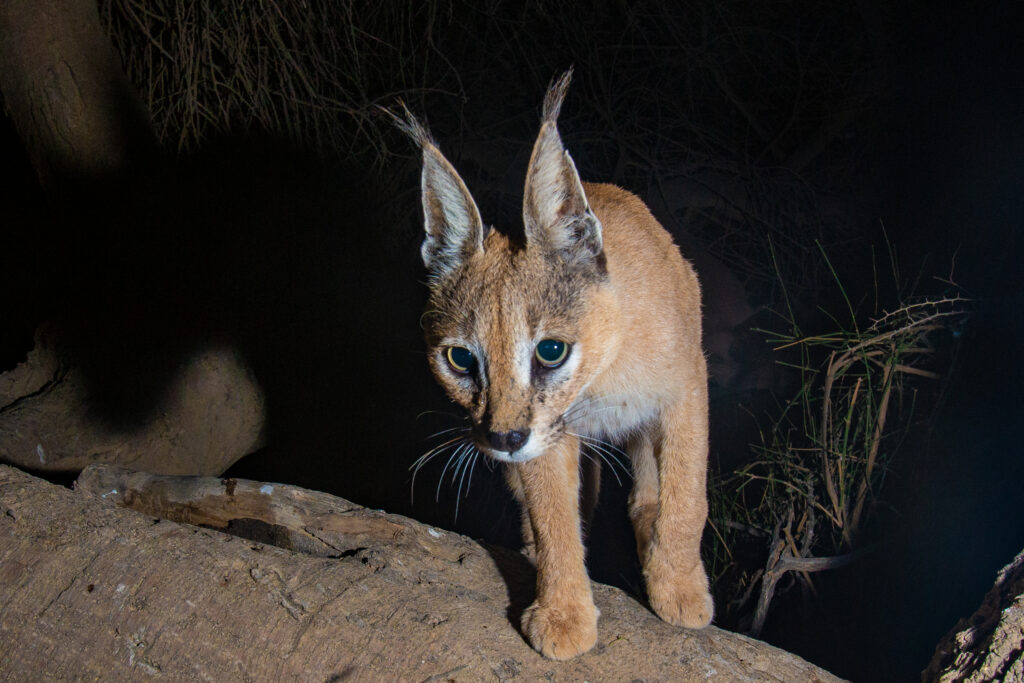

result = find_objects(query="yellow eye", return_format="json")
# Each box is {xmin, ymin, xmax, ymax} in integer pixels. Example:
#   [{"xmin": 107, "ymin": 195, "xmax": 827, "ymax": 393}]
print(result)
[
  {"xmin": 535, "ymin": 339, "xmax": 569, "ymax": 368},
  {"xmin": 446, "ymin": 346, "xmax": 475, "ymax": 374}
]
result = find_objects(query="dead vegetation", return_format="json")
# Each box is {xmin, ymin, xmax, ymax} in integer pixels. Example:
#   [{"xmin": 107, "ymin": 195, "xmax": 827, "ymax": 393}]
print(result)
[
  {"xmin": 99, "ymin": 0, "xmax": 882, "ymax": 289},
  {"xmin": 709, "ymin": 246, "xmax": 971, "ymax": 634}
]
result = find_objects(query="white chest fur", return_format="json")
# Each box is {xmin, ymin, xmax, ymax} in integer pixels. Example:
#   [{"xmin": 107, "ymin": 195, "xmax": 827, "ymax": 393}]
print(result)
[{"xmin": 567, "ymin": 390, "xmax": 660, "ymax": 442}]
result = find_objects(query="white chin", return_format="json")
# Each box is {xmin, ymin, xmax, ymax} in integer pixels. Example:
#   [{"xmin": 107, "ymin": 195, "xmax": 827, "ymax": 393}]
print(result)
[{"xmin": 484, "ymin": 440, "xmax": 543, "ymax": 464}]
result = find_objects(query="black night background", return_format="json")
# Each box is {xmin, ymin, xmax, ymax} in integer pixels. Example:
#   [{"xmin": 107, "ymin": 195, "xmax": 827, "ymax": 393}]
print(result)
[{"xmin": 1, "ymin": 2, "xmax": 1021, "ymax": 680}]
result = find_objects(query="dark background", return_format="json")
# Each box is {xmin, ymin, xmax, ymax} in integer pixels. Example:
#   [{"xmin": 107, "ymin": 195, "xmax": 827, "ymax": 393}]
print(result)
[{"xmin": 1, "ymin": 2, "xmax": 1021, "ymax": 680}]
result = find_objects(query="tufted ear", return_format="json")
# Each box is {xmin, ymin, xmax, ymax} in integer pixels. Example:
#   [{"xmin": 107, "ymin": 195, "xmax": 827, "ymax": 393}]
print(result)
[
  {"xmin": 389, "ymin": 106, "xmax": 485, "ymax": 279},
  {"xmin": 522, "ymin": 70, "xmax": 603, "ymax": 263}
]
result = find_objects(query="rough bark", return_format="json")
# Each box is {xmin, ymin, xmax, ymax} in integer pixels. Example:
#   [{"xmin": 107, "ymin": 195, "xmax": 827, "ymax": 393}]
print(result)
[
  {"xmin": 0, "ymin": 326, "xmax": 265, "ymax": 475},
  {"xmin": 922, "ymin": 548, "xmax": 1024, "ymax": 682},
  {"xmin": 0, "ymin": 464, "xmax": 843, "ymax": 681},
  {"xmin": 0, "ymin": 0, "xmax": 155, "ymax": 185}
]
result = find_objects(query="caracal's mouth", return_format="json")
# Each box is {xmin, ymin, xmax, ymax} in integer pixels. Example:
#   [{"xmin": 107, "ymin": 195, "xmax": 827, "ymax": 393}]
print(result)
[
  {"xmin": 477, "ymin": 439, "xmax": 542, "ymax": 464},
  {"xmin": 474, "ymin": 424, "xmax": 565, "ymax": 464}
]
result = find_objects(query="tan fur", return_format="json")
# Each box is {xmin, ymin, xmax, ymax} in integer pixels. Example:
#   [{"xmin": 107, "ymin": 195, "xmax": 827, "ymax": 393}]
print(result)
[{"xmin": 404, "ymin": 72, "xmax": 712, "ymax": 659}]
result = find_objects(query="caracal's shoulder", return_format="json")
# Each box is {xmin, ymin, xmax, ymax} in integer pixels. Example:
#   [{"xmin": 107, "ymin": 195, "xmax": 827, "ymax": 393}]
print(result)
[{"xmin": 582, "ymin": 182, "xmax": 690, "ymax": 275}]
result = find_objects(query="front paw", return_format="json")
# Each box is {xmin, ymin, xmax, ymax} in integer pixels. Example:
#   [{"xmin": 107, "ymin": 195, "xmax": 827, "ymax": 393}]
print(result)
[
  {"xmin": 521, "ymin": 597, "xmax": 598, "ymax": 660},
  {"xmin": 645, "ymin": 560, "xmax": 714, "ymax": 629}
]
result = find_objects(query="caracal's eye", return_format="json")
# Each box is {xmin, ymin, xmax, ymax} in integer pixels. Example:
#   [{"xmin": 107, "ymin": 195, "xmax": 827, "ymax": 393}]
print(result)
[
  {"xmin": 446, "ymin": 346, "xmax": 475, "ymax": 375},
  {"xmin": 535, "ymin": 339, "xmax": 570, "ymax": 368}
]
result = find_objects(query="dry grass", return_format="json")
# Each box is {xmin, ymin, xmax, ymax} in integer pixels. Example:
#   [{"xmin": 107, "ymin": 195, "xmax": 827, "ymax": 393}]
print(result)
[
  {"xmin": 709, "ymin": 244, "xmax": 970, "ymax": 634},
  {"xmin": 99, "ymin": 0, "xmax": 463, "ymax": 160},
  {"xmin": 98, "ymin": 0, "xmax": 881, "ymax": 288}
]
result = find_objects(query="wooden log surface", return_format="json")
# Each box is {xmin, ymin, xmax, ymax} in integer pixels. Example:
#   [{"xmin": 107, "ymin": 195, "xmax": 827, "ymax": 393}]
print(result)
[{"xmin": 0, "ymin": 464, "xmax": 843, "ymax": 681}]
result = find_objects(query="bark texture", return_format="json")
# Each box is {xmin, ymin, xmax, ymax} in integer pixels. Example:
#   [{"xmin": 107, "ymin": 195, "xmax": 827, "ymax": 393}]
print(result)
[
  {"xmin": 0, "ymin": 464, "xmax": 843, "ymax": 681},
  {"xmin": 0, "ymin": 0, "xmax": 154, "ymax": 184},
  {"xmin": 0, "ymin": 327, "xmax": 265, "ymax": 475},
  {"xmin": 923, "ymin": 548, "xmax": 1024, "ymax": 682}
]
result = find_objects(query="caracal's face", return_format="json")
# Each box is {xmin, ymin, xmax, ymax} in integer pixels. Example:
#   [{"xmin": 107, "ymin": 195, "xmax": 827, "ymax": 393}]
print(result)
[
  {"xmin": 424, "ymin": 229, "xmax": 610, "ymax": 462},
  {"xmin": 406, "ymin": 70, "xmax": 612, "ymax": 462}
]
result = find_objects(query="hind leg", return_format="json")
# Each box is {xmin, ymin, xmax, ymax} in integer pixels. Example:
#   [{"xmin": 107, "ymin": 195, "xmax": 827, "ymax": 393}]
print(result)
[
  {"xmin": 579, "ymin": 453, "xmax": 601, "ymax": 541},
  {"xmin": 627, "ymin": 426, "xmax": 658, "ymax": 564}
]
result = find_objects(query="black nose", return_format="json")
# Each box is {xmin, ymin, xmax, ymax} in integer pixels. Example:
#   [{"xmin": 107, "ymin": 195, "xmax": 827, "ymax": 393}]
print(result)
[{"xmin": 487, "ymin": 429, "xmax": 530, "ymax": 453}]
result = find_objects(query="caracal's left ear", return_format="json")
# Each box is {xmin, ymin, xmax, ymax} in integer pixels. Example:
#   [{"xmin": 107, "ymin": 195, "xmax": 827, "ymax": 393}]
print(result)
[
  {"xmin": 522, "ymin": 69, "xmax": 603, "ymax": 264},
  {"xmin": 387, "ymin": 105, "xmax": 486, "ymax": 280}
]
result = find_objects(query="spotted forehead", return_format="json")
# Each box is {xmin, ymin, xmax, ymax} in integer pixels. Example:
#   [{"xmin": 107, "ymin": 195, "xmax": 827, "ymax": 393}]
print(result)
[{"xmin": 426, "ymin": 246, "xmax": 595, "ymax": 344}]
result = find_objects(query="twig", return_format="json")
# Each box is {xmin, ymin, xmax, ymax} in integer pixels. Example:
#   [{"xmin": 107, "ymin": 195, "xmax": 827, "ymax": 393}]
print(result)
[{"xmin": 749, "ymin": 506, "xmax": 865, "ymax": 637}]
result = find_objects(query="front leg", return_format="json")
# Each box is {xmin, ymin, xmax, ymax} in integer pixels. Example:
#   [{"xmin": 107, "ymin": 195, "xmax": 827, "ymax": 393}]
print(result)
[
  {"xmin": 644, "ymin": 389, "xmax": 715, "ymax": 629},
  {"xmin": 513, "ymin": 435, "xmax": 597, "ymax": 660},
  {"xmin": 504, "ymin": 465, "xmax": 535, "ymax": 560}
]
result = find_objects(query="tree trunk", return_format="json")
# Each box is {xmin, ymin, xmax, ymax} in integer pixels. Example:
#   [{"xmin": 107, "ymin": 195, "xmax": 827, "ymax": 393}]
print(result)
[
  {"xmin": 922, "ymin": 548, "xmax": 1024, "ymax": 682},
  {"xmin": 0, "ymin": 0, "xmax": 155, "ymax": 185},
  {"xmin": 0, "ymin": 2, "xmax": 264, "ymax": 478},
  {"xmin": 0, "ymin": 464, "xmax": 844, "ymax": 681}
]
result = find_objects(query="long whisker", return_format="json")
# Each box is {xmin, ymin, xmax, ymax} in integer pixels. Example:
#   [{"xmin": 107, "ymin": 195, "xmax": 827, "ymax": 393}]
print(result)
[
  {"xmin": 426, "ymin": 426, "xmax": 469, "ymax": 440},
  {"xmin": 562, "ymin": 397, "xmax": 626, "ymax": 425},
  {"xmin": 466, "ymin": 445, "xmax": 481, "ymax": 490},
  {"xmin": 454, "ymin": 446, "xmax": 480, "ymax": 522},
  {"xmin": 580, "ymin": 434, "xmax": 631, "ymax": 477},
  {"xmin": 483, "ymin": 454, "xmax": 497, "ymax": 472},
  {"xmin": 561, "ymin": 395, "xmax": 604, "ymax": 420},
  {"xmin": 411, "ymin": 432, "xmax": 469, "ymax": 505},
  {"xmin": 450, "ymin": 444, "xmax": 471, "ymax": 485},
  {"xmin": 411, "ymin": 434, "xmax": 465, "ymax": 472},
  {"xmin": 567, "ymin": 431, "xmax": 632, "ymax": 484},
  {"xmin": 564, "ymin": 404, "xmax": 626, "ymax": 424},
  {"xmin": 590, "ymin": 447, "xmax": 624, "ymax": 485},
  {"xmin": 451, "ymin": 448, "xmax": 468, "ymax": 519},
  {"xmin": 437, "ymin": 442, "xmax": 471, "ymax": 503},
  {"xmin": 416, "ymin": 409, "xmax": 470, "ymax": 422},
  {"xmin": 576, "ymin": 432, "xmax": 629, "ymax": 465},
  {"xmin": 588, "ymin": 442, "xmax": 631, "ymax": 484},
  {"xmin": 579, "ymin": 449, "xmax": 619, "ymax": 486},
  {"xmin": 460, "ymin": 443, "xmax": 475, "ymax": 486}
]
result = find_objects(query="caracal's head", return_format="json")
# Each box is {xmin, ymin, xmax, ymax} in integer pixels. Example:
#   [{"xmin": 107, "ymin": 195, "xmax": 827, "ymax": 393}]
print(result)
[{"xmin": 400, "ymin": 72, "xmax": 619, "ymax": 463}]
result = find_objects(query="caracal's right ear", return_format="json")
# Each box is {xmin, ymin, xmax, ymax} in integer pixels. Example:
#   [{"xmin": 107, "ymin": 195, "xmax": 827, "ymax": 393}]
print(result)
[{"xmin": 387, "ymin": 105, "xmax": 485, "ymax": 280}]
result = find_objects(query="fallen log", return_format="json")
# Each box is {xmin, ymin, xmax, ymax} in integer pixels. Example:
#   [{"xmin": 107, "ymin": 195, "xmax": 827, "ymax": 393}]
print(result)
[
  {"xmin": 0, "ymin": 464, "xmax": 843, "ymax": 680},
  {"xmin": 0, "ymin": 327, "xmax": 264, "ymax": 475}
]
